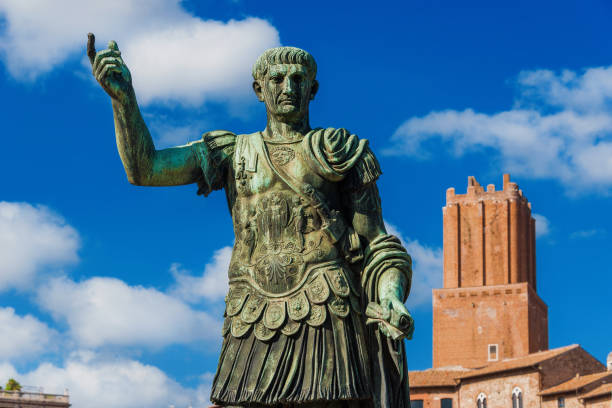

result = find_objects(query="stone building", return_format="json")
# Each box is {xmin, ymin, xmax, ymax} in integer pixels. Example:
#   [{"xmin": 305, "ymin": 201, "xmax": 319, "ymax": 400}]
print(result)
[
  {"xmin": 0, "ymin": 389, "xmax": 70, "ymax": 407},
  {"xmin": 409, "ymin": 175, "xmax": 611, "ymax": 408}
]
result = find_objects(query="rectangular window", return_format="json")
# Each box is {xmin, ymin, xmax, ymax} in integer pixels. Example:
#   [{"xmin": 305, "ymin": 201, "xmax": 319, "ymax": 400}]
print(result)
[
  {"xmin": 557, "ymin": 397, "xmax": 565, "ymax": 408},
  {"xmin": 441, "ymin": 398, "xmax": 452, "ymax": 408},
  {"xmin": 412, "ymin": 400, "xmax": 424, "ymax": 408},
  {"xmin": 488, "ymin": 344, "xmax": 498, "ymax": 361}
]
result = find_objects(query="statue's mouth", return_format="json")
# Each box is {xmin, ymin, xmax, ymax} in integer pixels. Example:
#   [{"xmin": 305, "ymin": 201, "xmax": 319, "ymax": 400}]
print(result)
[{"xmin": 278, "ymin": 97, "xmax": 297, "ymax": 105}]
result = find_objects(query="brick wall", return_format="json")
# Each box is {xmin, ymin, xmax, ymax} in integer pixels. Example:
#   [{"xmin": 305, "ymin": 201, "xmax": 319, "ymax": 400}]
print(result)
[
  {"xmin": 435, "ymin": 175, "xmax": 548, "ymax": 368},
  {"xmin": 539, "ymin": 347, "xmax": 606, "ymax": 389},
  {"xmin": 411, "ymin": 388, "xmax": 458, "ymax": 408},
  {"xmin": 542, "ymin": 395, "xmax": 581, "ymax": 408},
  {"xmin": 584, "ymin": 395, "xmax": 612, "ymax": 408},
  {"xmin": 458, "ymin": 369, "xmax": 540, "ymax": 408},
  {"xmin": 442, "ymin": 174, "xmax": 536, "ymax": 290},
  {"xmin": 433, "ymin": 283, "xmax": 548, "ymax": 368}
]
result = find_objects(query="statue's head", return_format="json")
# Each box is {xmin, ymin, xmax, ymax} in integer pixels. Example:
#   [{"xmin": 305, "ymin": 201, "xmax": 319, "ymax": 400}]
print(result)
[{"xmin": 252, "ymin": 47, "xmax": 319, "ymax": 123}]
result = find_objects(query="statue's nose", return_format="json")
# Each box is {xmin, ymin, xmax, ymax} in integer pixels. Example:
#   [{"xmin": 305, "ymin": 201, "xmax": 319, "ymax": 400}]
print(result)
[{"xmin": 282, "ymin": 78, "xmax": 295, "ymax": 94}]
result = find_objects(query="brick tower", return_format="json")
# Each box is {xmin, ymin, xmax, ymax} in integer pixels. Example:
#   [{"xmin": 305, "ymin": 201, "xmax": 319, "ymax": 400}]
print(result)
[{"xmin": 433, "ymin": 174, "xmax": 548, "ymax": 369}]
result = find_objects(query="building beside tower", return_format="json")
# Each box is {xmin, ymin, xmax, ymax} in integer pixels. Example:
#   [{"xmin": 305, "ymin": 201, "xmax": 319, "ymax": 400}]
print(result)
[
  {"xmin": 0, "ymin": 388, "xmax": 69, "ymax": 408},
  {"xmin": 409, "ymin": 174, "xmax": 611, "ymax": 408}
]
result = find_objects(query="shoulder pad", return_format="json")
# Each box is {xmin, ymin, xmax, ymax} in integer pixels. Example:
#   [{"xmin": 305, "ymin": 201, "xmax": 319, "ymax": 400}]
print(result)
[{"xmin": 202, "ymin": 130, "xmax": 236, "ymax": 151}]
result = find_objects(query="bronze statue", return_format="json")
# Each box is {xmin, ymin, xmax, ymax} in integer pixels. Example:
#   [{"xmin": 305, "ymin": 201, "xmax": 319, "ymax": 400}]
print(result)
[{"xmin": 89, "ymin": 33, "xmax": 414, "ymax": 408}]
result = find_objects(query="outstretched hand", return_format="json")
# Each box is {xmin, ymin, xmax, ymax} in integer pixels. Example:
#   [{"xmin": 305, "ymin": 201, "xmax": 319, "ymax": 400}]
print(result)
[{"xmin": 88, "ymin": 34, "xmax": 133, "ymax": 103}]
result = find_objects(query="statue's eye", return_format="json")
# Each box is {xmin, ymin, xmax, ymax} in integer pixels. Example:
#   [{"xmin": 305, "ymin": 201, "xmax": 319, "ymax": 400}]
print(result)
[{"xmin": 271, "ymin": 76, "xmax": 283, "ymax": 83}]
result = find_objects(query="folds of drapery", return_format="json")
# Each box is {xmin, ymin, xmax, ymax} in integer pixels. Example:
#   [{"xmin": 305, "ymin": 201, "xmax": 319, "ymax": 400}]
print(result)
[
  {"xmin": 192, "ymin": 130, "xmax": 236, "ymax": 197},
  {"xmin": 211, "ymin": 309, "xmax": 371, "ymax": 406},
  {"xmin": 302, "ymin": 128, "xmax": 382, "ymax": 191},
  {"xmin": 361, "ymin": 234, "xmax": 412, "ymax": 408}
]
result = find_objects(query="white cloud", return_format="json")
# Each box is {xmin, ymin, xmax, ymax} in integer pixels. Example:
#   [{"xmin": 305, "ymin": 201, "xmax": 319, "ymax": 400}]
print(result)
[
  {"xmin": 149, "ymin": 121, "xmax": 206, "ymax": 149},
  {"xmin": 570, "ymin": 228, "xmax": 606, "ymax": 239},
  {"xmin": 0, "ymin": 307, "xmax": 57, "ymax": 360},
  {"xmin": 170, "ymin": 246, "xmax": 232, "ymax": 303},
  {"xmin": 37, "ymin": 276, "xmax": 221, "ymax": 349},
  {"xmin": 0, "ymin": 202, "xmax": 79, "ymax": 292},
  {"xmin": 0, "ymin": 0, "xmax": 280, "ymax": 105},
  {"xmin": 125, "ymin": 17, "xmax": 279, "ymax": 105},
  {"xmin": 0, "ymin": 352, "xmax": 212, "ymax": 408},
  {"xmin": 388, "ymin": 65, "xmax": 612, "ymax": 194},
  {"xmin": 385, "ymin": 222, "xmax": 443, "ymax": 309},
  {"xmin": 532, "ymin": 213, "xmax": 550, "ymax": 238}
]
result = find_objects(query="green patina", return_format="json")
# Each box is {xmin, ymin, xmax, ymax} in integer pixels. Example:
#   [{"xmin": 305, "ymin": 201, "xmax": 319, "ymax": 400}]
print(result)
[{"xmin": 89, "ymin": 34, "xmax": 414, "ymax": 408}]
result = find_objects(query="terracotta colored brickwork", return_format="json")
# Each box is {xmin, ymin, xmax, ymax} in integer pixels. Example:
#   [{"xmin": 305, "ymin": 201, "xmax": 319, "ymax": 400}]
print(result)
[
  {"xmin": 443, "ymin": 174, "xmax": 536, "ymax": 289},
  {"xmin": 583, "ymin": 395, "xmax": 612, "ymax": 408},
  {"xmin": 541, "ymin": 394, "xmax": 581, "ymax": 408},
  {"xmin": 409, "ymin": 389, "xmax": 458, "ymax": 408},
  {"xmin": 459, "ymin": 370, "xmax": 540, "ymax": 408},
  {"xmin": 433, "ymin": 283, "xmax": 547, "ymax": 368},
  {"xmin": 540, "ymin": 371, "xmax": 612, "ymax": 408},
  {"xmin": 434, "ymin": 175, "xmax": 548, "ymax": 368},
  {"xmin": 409, "ymin": 174, "xmax": 610, "ymax": 408},
  {"xmin": 582, "ymin": 384, "xmax": 612, "ymax": 408},
  {"xmin": 538, "ymin": 346, "xmax": 606, "ymax": 390}
]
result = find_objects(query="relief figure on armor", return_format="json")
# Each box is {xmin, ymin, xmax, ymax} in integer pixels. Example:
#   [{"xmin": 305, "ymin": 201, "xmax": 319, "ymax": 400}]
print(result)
[{"xmin": 89, "ymin": 33, "xmax": 414, "ymax": 408}]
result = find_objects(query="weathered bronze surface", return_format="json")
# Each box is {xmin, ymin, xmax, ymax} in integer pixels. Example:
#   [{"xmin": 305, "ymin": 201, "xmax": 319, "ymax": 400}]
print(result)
[{"xmin": 89, "ymin": 34, "xmax": 414, "ymax": 408}]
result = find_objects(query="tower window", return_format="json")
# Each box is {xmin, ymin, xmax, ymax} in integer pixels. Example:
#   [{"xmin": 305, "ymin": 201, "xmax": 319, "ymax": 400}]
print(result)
[
  {"xmin": 557, "ymin": 397, "xmax": 565, "ymax": 408},
  {"xmin": 488, "ymin": 344, "xmax": 498, "ymax": 361},
  {"xmin": 512, "ymin": 387, "xmax": 523, "ymax": 408},
  {"xmin": 477, "ymin": 393, "xmax": 487, "ymax": 408},
  {"xmin": 441, "ymin": 398, "xmax": 452, "ymax": 408},
  {"xmin": 411, "ymin": 400, "xmax": 423, "ymax": 408}
]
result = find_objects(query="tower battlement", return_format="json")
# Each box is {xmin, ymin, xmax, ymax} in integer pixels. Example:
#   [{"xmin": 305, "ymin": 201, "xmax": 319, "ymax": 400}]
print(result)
[
  {"xmin": 434, "ymin": 174, "xmax": 548, "ymax": 368},
  {"xmin": 442, "ymin": 173, "xmax": 536, "ymax": 290},
  {"xmin": 445, "ymin": 174, "xmax": 530, "ymax": 208}
]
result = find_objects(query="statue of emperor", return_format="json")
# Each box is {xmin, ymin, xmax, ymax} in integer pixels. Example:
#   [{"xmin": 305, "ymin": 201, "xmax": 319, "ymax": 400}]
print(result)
[{"xmin": 91, "ymin": 37, "xmax": 414, "ymax": 408}]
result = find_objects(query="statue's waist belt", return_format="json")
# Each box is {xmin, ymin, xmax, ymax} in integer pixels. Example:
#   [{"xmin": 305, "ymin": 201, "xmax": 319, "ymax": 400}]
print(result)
[{"xmin": 223, "ymin": 260, "xmax": 362, "ymax": 341}]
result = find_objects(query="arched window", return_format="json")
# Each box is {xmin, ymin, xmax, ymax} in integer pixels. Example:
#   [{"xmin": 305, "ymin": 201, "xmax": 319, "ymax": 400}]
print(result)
[
  {"xmin": 477, "ymin": 393, "xmax": 487, "ymax": 408},
  {"xmin": 512, "ymin": 387, "xmax": 523, "ymax": 408}
]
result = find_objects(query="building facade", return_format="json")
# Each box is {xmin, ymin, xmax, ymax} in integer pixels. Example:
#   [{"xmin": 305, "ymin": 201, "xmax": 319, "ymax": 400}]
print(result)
[
  {"xmin": 0, "ymin": 389, "xmax": 70, "ymax": 408},
  {"xmin": 410, "ymin": 175, "xmax": 611, "ymax": 408}
]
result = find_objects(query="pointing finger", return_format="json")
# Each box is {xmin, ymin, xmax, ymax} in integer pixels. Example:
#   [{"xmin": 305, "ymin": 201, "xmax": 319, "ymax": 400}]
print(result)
[{"xmin": 87, "ymin": 33, "xmax": 96, "ymax": 65}]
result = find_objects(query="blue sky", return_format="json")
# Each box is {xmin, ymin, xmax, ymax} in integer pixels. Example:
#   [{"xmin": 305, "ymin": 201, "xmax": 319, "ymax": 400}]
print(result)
[{"xmin": 1, "ymin": 1, "xmax": 611, "ymax": 407}]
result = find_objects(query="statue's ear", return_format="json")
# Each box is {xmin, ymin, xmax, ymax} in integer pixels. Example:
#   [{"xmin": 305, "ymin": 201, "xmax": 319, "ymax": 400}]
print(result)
[
  {"xmin": 310, "ymin": 80, "xmax": 319, "ymax": 100},
  {"xmin": 252, "ymin": 81, "xmax": 264, "ymax": 102}
]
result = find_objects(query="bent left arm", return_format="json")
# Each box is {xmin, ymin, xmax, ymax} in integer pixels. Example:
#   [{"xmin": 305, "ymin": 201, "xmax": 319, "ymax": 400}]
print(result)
[{"xmin": 343, "ymin": 183, "xmax": 414, "ymax": 339}]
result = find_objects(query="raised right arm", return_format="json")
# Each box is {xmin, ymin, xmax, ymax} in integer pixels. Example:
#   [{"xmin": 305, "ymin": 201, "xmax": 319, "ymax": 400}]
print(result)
[{"xmin": 92, "ymin": 39, "xmax": 200, "ymax": 186}]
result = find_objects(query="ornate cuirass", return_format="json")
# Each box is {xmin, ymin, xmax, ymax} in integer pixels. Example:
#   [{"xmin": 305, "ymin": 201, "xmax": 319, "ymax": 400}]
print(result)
[{"xmin": 223, "ymin": 132, "xmax": 361, "ymax": 341}]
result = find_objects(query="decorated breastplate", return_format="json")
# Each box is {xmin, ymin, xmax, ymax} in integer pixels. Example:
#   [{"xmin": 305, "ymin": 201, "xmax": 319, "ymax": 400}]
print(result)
[
  {"xmin": 223, "ymin": 132, "xmax": 360, "ymax": 341},
  {"xmin": 231, "ymin": 190, "xmax": 333, "ymax": 292}
]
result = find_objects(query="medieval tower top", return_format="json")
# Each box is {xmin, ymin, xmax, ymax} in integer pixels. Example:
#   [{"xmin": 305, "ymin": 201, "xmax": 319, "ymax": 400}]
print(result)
[
  {"xmin": 433, "ymin": 174, "xmax": 548, "ymax": 369},
  {"xmin": 443, "ymin": 173, "xmax": 537, "ymax": 290}
]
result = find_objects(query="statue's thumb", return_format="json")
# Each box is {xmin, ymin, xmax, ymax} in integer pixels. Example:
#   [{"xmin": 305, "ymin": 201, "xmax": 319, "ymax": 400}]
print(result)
[
  {"xmin": 108, "ymin": 40, "xmax": 119, "ymax": 52},
  {"xmin": 87, "ymin": 33, "xmax": 96, "ymax": 65}
]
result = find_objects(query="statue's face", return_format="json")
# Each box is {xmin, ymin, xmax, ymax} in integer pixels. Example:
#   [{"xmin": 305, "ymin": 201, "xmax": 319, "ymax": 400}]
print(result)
[{"xmin": 254, "ymin": 64, "xmax": 318, "ymax": 122}]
